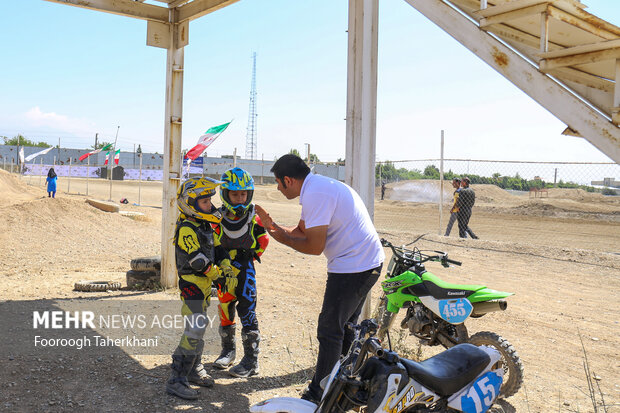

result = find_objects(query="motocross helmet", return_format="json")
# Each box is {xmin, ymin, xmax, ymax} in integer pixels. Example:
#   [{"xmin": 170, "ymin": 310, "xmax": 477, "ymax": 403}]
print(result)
[
  {"xmin": 220, "ymin": 167, "xmax": 254, "ymax": 218},
  {"xmin": 177, "ymin": 177, "xmax": 223, "ymax": 223}
]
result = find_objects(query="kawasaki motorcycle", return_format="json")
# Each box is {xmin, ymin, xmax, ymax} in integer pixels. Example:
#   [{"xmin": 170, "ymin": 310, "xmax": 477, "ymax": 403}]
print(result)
[
  {"xmin": 374, "ymin": 239, "xmax": 523, "ymax": 398},
  {"xmin": 251, "ymin": 319, "xmax": 505, "ymax": 413}
]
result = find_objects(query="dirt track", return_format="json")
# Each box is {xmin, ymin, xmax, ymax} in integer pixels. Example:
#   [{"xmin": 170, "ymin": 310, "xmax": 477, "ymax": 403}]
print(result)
[{"xmin": 0, "ymin": 171, "xmax": 618, "ymax": 412}]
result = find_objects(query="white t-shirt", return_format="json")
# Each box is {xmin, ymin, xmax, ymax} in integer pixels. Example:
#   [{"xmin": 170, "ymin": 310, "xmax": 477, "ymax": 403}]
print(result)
[{"xmin": 299, "ymin": 173, "xmax": 385, "ymax": 273}]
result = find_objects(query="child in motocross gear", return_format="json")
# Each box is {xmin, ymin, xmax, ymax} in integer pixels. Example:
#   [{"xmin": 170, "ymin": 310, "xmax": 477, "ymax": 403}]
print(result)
[
  {"xmin": 166, "ymin": 177, "xmax": 237, "ymax": 400},
  {"xmin": 213, "ymin": 167, "xmax": 269, "ymax": 378}
]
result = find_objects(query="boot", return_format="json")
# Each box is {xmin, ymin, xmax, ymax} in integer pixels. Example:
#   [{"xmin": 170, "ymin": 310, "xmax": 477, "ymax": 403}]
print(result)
[
  {"xmin": 166, "ymin": 353, "xmax": 199, "ymax": 400},
  {"xmin": 214, "ymin": 325, "xmax": 236, "ymax": 370},
  {"xmin": 229, "ymin": 330, "xmax": 260, "ymax": 378},
  {"xmin": 188, "ymin": 339, "xmax": 215, "ymax": 387}
]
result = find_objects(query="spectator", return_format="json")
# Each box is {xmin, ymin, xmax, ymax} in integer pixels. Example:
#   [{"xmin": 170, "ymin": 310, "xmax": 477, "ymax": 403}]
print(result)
[
  {"xmin": 381, "ymin": 181, "xmax": 386, "ymax": 200},
  {"xmin": 46, "ymin": 168, "xmax": 57, "ymax": 198},
  {"xmin": 444, "ymin": 178, "xmax": 461, "ymax": 236},
  {"xmin": 457, "ymin": 177, "xmax": 478, "ymax": 239},
  {"xmin": 254, "ymin": 154, "xmax": 384, "ymax": 404}
]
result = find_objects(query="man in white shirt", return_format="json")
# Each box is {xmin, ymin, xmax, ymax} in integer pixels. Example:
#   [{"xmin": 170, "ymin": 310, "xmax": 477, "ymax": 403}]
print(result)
[{"xmin": 255, "ymin": 154, "xmax": 384, "ymax": 403}]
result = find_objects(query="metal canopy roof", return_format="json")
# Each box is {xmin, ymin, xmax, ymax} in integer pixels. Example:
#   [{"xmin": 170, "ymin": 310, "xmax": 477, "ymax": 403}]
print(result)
[{"xmin": 44, "ymin": 0, "xmax": 239, "ymax": 23}]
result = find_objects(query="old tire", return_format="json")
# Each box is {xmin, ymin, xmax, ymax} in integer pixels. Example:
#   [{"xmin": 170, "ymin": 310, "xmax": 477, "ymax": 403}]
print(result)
[
  {"xmin": 74, "ymin": 280, "xmax": 122, "ymax": 292},
  {"xmin": 126, "ymin": 270, "xmax": 159, "ymax": 289},
  {"xmin": 130, "ymin": 256, "xmax": 161, "ymax": 272},
  {"xmin": 467, "ymin": 331, "xmax": 524, "ymax": 398}
]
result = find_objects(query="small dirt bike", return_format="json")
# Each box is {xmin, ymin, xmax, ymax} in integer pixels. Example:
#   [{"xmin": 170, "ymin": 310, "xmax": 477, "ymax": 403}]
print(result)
[
  {"xmin": 374, "ymin": 239, "xmax": 523, "ymax": 398},
  {"xmin": 251, "ymin": 319, "xmax": 505, "ymax": 413}
]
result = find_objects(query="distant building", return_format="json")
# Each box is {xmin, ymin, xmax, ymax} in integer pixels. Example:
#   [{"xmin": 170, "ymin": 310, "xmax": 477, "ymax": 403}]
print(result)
[{"xmin": 591, "ymin": 178, "xmax": 620, "ymax": 188}]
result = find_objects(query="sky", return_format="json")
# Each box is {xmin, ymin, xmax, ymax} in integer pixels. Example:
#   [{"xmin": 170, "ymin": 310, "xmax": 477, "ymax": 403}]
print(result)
[{"xmin": 0, "ymin": 0, "xmax": 618, "ymax": 164}]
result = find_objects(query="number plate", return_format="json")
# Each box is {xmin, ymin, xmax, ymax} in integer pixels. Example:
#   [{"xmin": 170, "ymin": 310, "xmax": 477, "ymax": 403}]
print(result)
[
  {"xmin": 460, "ymin": 371, "xmax": 503, "ymax": 413},
  {"xmin": 438, "ymin": 298, "xmax": 473, "ymax": 324}
]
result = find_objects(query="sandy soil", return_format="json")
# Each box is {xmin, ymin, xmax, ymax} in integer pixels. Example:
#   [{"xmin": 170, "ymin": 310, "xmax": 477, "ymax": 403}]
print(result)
[{"xmin": 0, "ymin": 171, "xmax": 618, "ymax": 412}]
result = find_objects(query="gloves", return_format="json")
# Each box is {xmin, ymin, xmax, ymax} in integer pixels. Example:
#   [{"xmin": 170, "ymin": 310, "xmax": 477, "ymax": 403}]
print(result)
[{"xmin": 218, "ymin": 259, "xmax": 238, "ymax": 295}]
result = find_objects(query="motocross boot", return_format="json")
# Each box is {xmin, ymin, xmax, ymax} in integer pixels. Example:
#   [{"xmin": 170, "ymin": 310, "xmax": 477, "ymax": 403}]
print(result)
[
  {"xmin": 228, "ymin": 330, "xmax": 260, "ymax": 378},
  {"xmin": 188, "ymin": 339, "xmax": 215, "ymax": 387},
  {"xmin": 166, "ymin": 352, "xmax": 199, "ymax": 400},
  {"xmin": 214, "ymin": 325, "xmax": 236, "ymax": 370}
]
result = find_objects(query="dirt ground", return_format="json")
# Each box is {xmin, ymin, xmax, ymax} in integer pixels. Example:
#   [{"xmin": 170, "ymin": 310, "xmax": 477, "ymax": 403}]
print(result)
[{"xmin": 0, "ymin": 171, "xmax": 618, "ymax": 412}]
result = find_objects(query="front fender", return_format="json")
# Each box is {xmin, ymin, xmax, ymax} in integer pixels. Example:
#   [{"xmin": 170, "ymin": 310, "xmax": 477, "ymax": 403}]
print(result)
[{"xmin": 250, "ymin": 397, "xmax": 318, "ymax": 413}]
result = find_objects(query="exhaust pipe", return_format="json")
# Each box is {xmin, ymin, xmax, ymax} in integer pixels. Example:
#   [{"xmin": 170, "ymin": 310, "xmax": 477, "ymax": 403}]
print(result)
[{"xmin": 472, "ymin": 300, "xmax": 507, "ymax": 316}]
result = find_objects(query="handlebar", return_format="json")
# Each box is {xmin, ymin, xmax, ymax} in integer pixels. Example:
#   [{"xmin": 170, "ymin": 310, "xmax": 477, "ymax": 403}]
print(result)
[{"xmin": 380, "ymin": 238, "xmax": 461, "ymax": 267}]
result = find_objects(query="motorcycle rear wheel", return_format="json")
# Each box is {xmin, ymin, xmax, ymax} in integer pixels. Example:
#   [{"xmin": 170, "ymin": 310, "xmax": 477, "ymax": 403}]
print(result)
[{"xmin": 467, "ymin": 331, "xmax": 524, "ymax": 398}]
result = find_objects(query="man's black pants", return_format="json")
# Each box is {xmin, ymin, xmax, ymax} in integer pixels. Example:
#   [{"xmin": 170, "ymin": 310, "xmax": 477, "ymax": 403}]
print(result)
[{"xmin": 308, "ymin": 265, "xmax": 382, "ymax": 398}]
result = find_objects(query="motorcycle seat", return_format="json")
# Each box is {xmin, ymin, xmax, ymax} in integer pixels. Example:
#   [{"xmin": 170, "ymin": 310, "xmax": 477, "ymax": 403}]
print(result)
[
  {"xmin": 421, "ymin": 272, "xmax": 484, "ymax": 299},
  {"xmin": 400, "ymin": 343, "xmax": 490, "ymax": 397}
]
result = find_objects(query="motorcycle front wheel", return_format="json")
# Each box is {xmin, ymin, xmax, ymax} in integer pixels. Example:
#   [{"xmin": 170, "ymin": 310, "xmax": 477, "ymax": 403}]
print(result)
[
  {"xmin": 373, "ymin": 293, "xmax": 395, "ymax": 342},
  {"xmin": 467, "ymin": 331, "xmax": 524, "ymax": 398}
]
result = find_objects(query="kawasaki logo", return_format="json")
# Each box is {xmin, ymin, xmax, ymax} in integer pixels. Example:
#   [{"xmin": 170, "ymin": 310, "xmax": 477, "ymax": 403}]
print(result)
[{"xmin": 447, "ymin": 291, "xmax": 466, "ymax": 296}]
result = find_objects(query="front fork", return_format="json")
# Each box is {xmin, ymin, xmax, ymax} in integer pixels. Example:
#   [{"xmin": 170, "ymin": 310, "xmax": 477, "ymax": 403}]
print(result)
[{"xmin": 374, "ymin": 293, "xmax": 396, "ymax": 342}]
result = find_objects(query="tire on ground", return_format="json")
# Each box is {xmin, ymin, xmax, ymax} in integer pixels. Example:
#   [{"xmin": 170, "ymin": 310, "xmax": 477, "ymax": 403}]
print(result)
[
  {"xmin": 74, "ymin": 280, "xmax": 122, "ymax": 292},
  {"xmin": 126, "ymin": 270, "xmax": 160, "ymax": 288},
  {"xmin": 130, "ymin": 256, "xmax": 161, "ymax": 272},
  {"xmin": 467, "ymin": 331, "xmax": 524, "ymax": 398}
]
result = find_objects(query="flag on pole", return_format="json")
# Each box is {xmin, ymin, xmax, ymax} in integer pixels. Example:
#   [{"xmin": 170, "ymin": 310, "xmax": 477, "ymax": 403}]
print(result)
[
  {"xmin": 79, "ymin": 143, "xmax": 112, "ymax": 162},
  {"xmin": 185, "ymin": 122, "xmax": 231, "ymax": 161},
  {"xmin": 25, "ymin": 146, "xmax": 54, "ymax": 162},
  {"xmin": 104, "ymin": 151, "xmax": 110, "ymax": 166},
  {"xmin": 113, "ymin": 149, "xmax": 120, "ymax": 165}
]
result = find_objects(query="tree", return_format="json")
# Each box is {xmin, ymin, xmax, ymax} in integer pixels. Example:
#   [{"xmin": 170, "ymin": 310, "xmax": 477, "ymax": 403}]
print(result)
[
  {"xmin": 289, "ymin": 148, "xmax": 301, "ymax": 157},
  {"xmin": 423, "ymin": 164, "xmax": 440, "ymax": 179},
  {"xmin": 3, "ymin": 135, "xmax": 51, "ymax": 148},
  {"xmin": 92, "ymin": 141, "xmax": 112, "ymax": 150},
  {"xmin": 305, "ymin": 153, "xmax": 320, "ymax": 163}
]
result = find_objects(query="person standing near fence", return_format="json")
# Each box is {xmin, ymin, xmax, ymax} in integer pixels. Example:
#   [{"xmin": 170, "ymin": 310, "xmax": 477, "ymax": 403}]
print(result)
[
  {"xmin": 45, "ymin": 168, "xmax": 57, "ymax": 198},
  {"xmin": 457, "ymin": 177, "xmax": 478, "ymax": 239},
  {"xmin": 444, "ymin": 178, "xmax": 461, "ymax": 236},
  {"xmin": 254, "ymin": 154, "xmax": 384, "ymax": 404}
]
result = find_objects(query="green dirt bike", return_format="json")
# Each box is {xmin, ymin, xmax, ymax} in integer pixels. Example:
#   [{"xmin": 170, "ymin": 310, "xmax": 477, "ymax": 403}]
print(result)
[{"xmin": 374, "ymin": 239, "xmax": 524, "ymax": 398}]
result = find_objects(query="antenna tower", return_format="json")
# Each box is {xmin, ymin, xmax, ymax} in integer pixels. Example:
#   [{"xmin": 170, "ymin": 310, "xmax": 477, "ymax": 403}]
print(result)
[{"xmin": 245, "ymin": 52, "xmax": 258, "ymax": 160}]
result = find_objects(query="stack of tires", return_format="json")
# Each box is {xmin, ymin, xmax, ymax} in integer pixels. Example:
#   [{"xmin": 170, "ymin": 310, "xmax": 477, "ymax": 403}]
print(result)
[{"xmin": 127, "ymin": 256, "xmax": 161, "ymax": 289}]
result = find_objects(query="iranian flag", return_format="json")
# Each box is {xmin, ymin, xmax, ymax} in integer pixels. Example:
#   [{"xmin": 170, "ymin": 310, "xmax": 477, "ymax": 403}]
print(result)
[
  {"xmin": 79, "ymin": 143, "xmax": 112, "ymax": 162},
  {"xmin": 185, "ymin": 122, "xmax": 231, "ymax": 161},
  {"xmin": 103, "ymin": 151, "xmax": 110, "ymax": 166},
  {"xmin": 113, "ymin": 149, "xmax": 120, "ymax": 165}
]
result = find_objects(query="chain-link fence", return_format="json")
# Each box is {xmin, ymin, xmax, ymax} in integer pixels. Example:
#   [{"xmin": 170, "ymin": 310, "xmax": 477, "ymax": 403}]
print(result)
[{"xmin": 374, "ymin": 159, "xmax": 620, "ymax": 253}]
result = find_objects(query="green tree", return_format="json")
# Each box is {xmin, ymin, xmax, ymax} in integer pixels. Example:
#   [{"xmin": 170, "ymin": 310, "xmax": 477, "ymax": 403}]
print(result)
[
  {"xmin": 305, "ymin": 153, "xmax": 320, "ymax": 163},
  {"xmin": 92, "ymin": 141, "xmax": 112, "ymax": 150},
  {"xmin": 289, "ymin": 148, "xmax": 300, "ymax": 157},
  {"xmin": 423, "ymin": 164, "xmax": 440, "ymax": 179},
  {"xmin": 3, "ymin": 135, "xmax": 51, "ymax": 148}
]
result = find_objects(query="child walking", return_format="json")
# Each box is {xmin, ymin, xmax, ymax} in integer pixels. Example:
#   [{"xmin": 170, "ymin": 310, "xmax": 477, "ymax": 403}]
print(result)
[
  {"xmin": 166, "ymin": 177, "xmax": 237, "ymax": 400},
  {"xmin": 213, "ymin": 167, "xmax": 268, "ymax": 378},
  {"xmin": 46, "ymin": 168, "xmax": 57, "ymax": 198}
]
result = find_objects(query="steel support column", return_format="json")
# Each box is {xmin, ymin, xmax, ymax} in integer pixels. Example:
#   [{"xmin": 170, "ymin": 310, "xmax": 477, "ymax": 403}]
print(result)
[
  {"xmin": 161, "ymin": 12, "xmax": 185, "ymax": 288},
  {"xmin": 345, "ymin": 0, "xmax": 379, "ymax": 319}
]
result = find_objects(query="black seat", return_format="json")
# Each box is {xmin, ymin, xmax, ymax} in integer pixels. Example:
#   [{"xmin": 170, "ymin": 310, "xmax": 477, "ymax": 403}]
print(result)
[{"xmin": 400, "ymin": 344, "xmax": 490, "ymax": 397}]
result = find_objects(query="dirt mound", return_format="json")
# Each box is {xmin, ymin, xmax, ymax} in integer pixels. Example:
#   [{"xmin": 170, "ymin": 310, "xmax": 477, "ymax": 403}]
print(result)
[
  {"xmin": 0, "ymin": 169, "xmax": 41, "ymax": 207},
  {"xmin": 387, "ymin": 180, "xmax": 521, "ymax": 205},
  {"xmin": 547, "ymin": 187, "xmax": 620, "ymax": 204},
  {"xmin": 0, "ymin": 196, "xmax": 160, "ymax": 277}
]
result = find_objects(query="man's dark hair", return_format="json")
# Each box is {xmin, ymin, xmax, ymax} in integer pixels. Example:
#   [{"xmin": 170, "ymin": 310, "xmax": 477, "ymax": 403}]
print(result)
[
  {"xmin": 462, "ymin": 177, "xmax": 470, "ymax": 186},
  {"xmin": 271, "ymin": 154, "xmax": 311, "ymax": 181},
  {"xmin": 453, "ymin": 178, "xmax": 461, "ymax": 183}
]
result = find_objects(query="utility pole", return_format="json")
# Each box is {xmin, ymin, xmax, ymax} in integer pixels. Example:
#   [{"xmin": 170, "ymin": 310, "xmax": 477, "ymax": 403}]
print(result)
[
  {"xmin": 245, "ymin": 52, "xmax": 258, "ymax": 160},
  {"xmin": 95, "ymin": 133, "xmax": 98, "ymax": 150},
  {"xmin": 108, "ymin": 126, "xmax": 120, "ymax": 201},
  {"xmin": 58, "ymin": 138, "xmax": 61, "ymax": 165}
]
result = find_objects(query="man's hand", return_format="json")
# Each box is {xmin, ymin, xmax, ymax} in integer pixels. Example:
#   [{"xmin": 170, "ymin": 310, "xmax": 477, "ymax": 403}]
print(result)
[{"xmin": 255, "ymin": 205, "xmax": 275, "ymax": 232}]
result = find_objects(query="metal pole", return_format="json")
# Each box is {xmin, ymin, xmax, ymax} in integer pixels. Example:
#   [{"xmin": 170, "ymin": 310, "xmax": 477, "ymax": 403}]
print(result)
[
  {"xmin": 68, "ymin": 157, "xmax": 72, "ymax": 193},
  {"xmin": 261, "ymin": 153, "xmax": 264, "ymax": 185},
  {"xmin": 109, "ymin": 126, "xmax": 120, "ymax": 201},
  {"xmin": 233, "ymin": 148, "xmax": 237, "ymax": 168},
  {"xmin": 439, "ymin": 130, "xmax": 445, "ymax": 235},
  {"xmin": 554, "ymin": 168, "xmax": 558, "ymax": 187},
  {"xmin": 39, "ymin": 158, "xmax": 43, "ymax": 187},
  {"xmin": 138, "ymin": 152, "xmax": 143, "ymax": 206},
  {"xmin": 86, "ymin": 156, "xmax": 90, "ymax": 196}
]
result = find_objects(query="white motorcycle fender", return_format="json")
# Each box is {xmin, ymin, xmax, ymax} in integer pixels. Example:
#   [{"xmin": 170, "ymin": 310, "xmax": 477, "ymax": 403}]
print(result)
[{"xmin": 249, "ymin": 397, "xmax": 318, "ymax": 413}]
